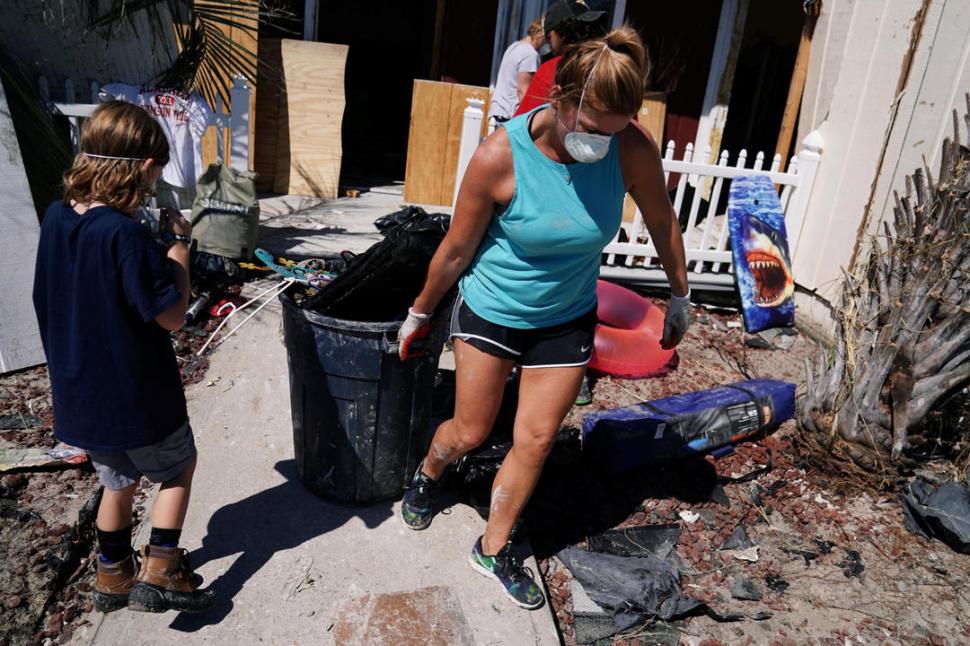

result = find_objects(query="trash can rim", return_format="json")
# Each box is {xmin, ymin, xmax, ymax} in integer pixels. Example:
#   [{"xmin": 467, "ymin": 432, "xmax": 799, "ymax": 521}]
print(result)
[{"xmin": 279, "ymin": 290, "xmax": 403, "ymax": 333}]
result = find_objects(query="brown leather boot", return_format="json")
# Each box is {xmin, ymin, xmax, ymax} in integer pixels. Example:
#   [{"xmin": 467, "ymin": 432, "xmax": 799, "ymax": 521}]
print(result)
[
  {"xmin": 128, "ymin": 545, "xmax": 217, "ymax": 613},
  {"xmin": 93, "ymin": 552, "xmax": 137, "ymax": 612}
]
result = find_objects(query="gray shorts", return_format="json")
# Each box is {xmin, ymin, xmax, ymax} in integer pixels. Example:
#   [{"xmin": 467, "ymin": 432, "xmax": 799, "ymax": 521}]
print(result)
[{"xmin": 89, "ymin": 421, "xmax": 197, "ymax": 491}]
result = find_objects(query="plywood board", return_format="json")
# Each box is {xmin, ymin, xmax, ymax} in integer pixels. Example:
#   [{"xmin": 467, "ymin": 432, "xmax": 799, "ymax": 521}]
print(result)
[
  {"xmin": 403, "ymin": 80, "xmax": 454, "ymax": 205},
  {"xmin": 404, "ymin": 80, "xmax": 491, "ymax": 206},
  {"xmin": 276, "ymin": 39, "xmax": 348, "ymax": 198},
  {"xmin": 0, "ymin": 82, "xmax": 45, "ymax": 373}
]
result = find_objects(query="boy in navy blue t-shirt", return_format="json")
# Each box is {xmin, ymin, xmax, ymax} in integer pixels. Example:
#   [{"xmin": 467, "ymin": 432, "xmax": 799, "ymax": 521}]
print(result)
[{"xmin": 33, "ymin": 102, "xmax": 215, "ymax": 614}]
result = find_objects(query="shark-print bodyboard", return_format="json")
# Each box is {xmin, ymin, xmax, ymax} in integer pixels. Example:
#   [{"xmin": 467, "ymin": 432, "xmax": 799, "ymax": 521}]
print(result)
[{"xmin": 727, "ymin": 175, "xmax": 795, "ymax": 333}]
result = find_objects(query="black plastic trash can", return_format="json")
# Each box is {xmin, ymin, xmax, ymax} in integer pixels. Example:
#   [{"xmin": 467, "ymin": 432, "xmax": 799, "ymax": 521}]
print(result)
[{"xmin": 280, "ymin": 292, "xmax": 447, "ymax": 504}]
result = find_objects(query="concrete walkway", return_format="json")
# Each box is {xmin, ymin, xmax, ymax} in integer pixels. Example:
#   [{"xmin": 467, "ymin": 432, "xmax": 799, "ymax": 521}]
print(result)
[{"xmin": 83, "ymin": 189, "xmax": 560, "ymax": 645}]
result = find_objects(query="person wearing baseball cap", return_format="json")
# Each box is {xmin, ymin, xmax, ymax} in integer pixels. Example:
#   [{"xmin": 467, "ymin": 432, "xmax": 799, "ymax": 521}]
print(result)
[{"xmin": 515, "ymin": 0, "xmax": 609, "ymax": 116}]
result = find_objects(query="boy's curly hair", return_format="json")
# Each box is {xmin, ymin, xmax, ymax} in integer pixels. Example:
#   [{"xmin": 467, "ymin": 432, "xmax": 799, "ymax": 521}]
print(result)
[{"xmin": 62, "ymin": 101, "xmax": 170, "ymax": 215}]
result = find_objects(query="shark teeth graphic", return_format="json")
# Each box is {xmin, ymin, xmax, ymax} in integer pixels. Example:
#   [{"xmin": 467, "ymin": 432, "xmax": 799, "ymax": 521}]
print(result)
[{"xmin": 745, "ymin": 242, "xmax": 793, "ymax": 309}]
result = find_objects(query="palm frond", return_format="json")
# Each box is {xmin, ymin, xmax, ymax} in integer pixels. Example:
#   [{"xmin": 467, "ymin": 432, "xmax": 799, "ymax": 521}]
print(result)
[{"xmin": 55, "ymin": 0, "xmax": 296, "ymax": 106}]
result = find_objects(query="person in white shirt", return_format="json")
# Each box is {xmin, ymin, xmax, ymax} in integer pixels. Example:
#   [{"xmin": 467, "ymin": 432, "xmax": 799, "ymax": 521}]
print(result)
[{"xmin": 488, "ymin": 19, "xmax": 545, "ymax": 124}]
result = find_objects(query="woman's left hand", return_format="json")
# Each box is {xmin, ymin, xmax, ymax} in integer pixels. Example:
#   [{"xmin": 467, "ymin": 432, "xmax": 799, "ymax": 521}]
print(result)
[{"xmin": 661, "ymin": 292, "xmax": 691, "ymax": 349}]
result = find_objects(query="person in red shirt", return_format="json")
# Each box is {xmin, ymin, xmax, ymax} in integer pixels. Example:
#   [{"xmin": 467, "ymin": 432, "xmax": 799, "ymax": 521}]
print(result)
[{"xmin": 515, "ymin": 1, "xmax": 608, "ymax": 116}]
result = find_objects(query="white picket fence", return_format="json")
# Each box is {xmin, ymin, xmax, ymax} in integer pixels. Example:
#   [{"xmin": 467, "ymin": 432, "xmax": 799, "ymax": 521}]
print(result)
[
  {"xmin": 453, "ymin": 98, "xmax": 824, "ymax": 290},
  {"xmin": 38, "ymin": 75, "xmax": 252, "ymax": 172},
  {"xmin": 604, "ymin": 130, "xmax": 823, "ymax": 289}
]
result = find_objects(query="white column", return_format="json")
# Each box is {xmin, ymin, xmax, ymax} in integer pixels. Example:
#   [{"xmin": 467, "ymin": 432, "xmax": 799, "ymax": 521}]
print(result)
[
  {"xmin": 453, "ymin": 98, "xmax": 485, "ymax": 207},
  {"xmin": 692, "ymin": 0, "xmax": 749, "ymax": 172},
  {"xmin": 303, "ymin": 0, "xmax": 318, "ymax": 41},
  {"xmin": 786, "ymin": 129, "xmax": 823, "ymax": 260},
  {"xmin": 229, "ymin": 75, "xmax": 251, "ymax": 172}
]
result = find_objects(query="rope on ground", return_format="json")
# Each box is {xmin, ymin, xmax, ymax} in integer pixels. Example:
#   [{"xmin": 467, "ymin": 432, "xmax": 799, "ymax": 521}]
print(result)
[{"xmin": 197, "ymin": 278, "xmax": 296, "ymax": 357}]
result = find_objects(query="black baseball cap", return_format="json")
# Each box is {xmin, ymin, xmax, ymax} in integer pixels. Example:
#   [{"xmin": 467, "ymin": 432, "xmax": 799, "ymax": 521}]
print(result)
[{"xmin": 544, "ymin": 1, "xmax": 606, "ymax": 33}]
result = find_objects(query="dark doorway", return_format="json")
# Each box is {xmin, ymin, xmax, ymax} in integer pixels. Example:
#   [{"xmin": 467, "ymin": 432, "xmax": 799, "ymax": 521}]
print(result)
[
  {"xmin": 625, "ymin": 0, "xmax": 722, "ymax": 155},
  {"xmin": 720, "ymin": 0, "xmax": 804, "ymax": 165},
  {"xmin": 315, "ymin": 0, "xmax": 439, "ymax": 187},
  {"xmin": 435, "ymin": 1, "xmax": 500, "ymax": 85}
]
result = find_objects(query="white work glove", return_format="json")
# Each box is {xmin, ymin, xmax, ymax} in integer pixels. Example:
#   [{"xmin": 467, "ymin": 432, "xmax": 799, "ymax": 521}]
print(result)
[
  {"xmin": 661, "ymin": 291, "xmax": 691, "ymax": 349},
  {"xmin": 398, "ymin": 308, "xmax": 431, "ymax": 360}
]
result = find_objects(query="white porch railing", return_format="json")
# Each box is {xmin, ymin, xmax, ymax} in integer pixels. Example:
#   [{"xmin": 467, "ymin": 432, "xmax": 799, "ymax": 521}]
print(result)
[
  {"xmin": 38, "ymin": 75, "xmax": 252, "ymax": 172},
  {"xmin": 453, "ymin": 99, "xmax": 823, "ymax": 290}
]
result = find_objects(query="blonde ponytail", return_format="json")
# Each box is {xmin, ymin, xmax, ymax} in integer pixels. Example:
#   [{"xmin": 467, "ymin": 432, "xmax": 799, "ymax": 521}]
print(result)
[{"xmin": 553, "ymin": 24, "xmax": 650, "ymax": 116}]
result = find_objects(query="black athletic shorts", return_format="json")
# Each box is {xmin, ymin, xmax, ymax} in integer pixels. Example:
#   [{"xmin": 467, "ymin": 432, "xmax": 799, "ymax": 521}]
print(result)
[{"xmin": 449, "ymin": 293, "xmax": 596, "ymax": 368}]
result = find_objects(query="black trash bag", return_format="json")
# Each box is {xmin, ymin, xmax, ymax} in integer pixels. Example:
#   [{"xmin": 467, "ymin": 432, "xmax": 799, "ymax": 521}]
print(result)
[
  {"xmin": 557, "ymin": 546, "xmax": 703, "ymax": 631},
  {"xmin": 301, "ymin": 207, "xmax": 450, "ymax": 321},
  {"xmin": 374, "ymin": 205, "xmax": 450, "ymax": 233},
  {"xmin": 899, "ymin": 477, "xmax": 970, "ymax": 554},
  {"xmin": 192, "ymin": 250, "xmax": 242, "ymax": 284}
]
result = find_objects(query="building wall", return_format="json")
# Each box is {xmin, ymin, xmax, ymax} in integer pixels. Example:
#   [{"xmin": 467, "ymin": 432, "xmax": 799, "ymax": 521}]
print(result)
[
  {"xmin": 0, "ymin": 82, "xmax": 45, "ymax": 372},
  {"xmin": 862, "ymin": 0, "xmax": 970, "ymax": 240},
  {"xmin": 789, "ymin": 0, "xmax": 969, "ymax": 336}
]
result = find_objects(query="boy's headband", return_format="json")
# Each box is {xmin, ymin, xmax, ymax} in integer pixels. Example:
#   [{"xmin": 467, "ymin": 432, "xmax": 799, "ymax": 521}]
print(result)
[{"xmin": 82, "ymin": 152, "xmax": 147, "ymax": 161}]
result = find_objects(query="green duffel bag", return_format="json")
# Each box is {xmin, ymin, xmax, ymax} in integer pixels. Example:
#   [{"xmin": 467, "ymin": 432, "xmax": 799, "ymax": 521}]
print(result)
[{"xmin": 190, "ymin": 162, "xmax": 259, "ymax": 260}]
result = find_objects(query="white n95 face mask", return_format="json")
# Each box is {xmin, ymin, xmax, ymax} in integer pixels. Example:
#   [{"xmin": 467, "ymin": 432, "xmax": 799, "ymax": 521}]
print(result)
[
  {"xmin": 564, "ymin": 130, "xmax": 612, "ymax": 163},
  {"xmin": 560, "ymin": 43, "xmax": 613, "ymax": 163}
]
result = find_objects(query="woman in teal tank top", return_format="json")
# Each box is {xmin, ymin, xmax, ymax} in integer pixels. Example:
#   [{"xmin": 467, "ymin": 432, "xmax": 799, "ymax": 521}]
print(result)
[{"xmin": 397, "ymin": 26, "xmax": 691, "ymax": 610}]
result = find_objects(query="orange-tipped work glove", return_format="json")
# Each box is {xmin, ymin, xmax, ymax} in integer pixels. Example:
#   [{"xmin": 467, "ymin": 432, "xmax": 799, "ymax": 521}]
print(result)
[
  {"xmin": 660, "ymin": 291, "xmax": 691, "ymax": 349},
  {"xmin": 398, "ymin": 308, "xmax": 431, "ymax": 360}
]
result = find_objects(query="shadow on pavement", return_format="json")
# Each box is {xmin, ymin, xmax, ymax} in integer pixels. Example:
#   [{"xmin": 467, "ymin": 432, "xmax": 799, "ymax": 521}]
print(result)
[{"xmin": 169, "ymin": 459, "xmax": 394, "ymax": 631}]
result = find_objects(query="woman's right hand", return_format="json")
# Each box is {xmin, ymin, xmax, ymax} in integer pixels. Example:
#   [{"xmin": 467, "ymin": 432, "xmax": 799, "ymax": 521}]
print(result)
[{"xmin": 398, "ymin": 308, "xmax": 431, "ymax": 360}]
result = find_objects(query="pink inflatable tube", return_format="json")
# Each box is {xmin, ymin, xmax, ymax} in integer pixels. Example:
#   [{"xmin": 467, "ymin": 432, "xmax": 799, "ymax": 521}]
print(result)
[{"xmin": 588, "ymin": 280, "xmax": 677, "ymax": 378}]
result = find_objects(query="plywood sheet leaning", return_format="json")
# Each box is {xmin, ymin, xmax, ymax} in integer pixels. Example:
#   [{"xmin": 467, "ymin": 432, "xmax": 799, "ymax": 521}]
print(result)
[
  {"xmin": 0, "ymin": 82, "xmax": 45, "ymax": 373},
  {"xmin": 404, "ymin": 80, "xmax": 491, "ymax": 207},
  {"xmin": 403, "ymin": 81, "xmax": 453, "ymax": 206},
  {"xmin": 275, "ymin": 39, "xmax": 348, "ymax": 199}
]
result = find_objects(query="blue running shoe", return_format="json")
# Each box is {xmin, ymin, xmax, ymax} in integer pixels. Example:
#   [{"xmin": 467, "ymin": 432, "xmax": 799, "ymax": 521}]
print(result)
[
  {"xmin": 468, "ymin": 537, "xmax": 545, "ymax": 610},
  {"xmin": 401, "ymin": 464, "xmax": 438, "ymax": 530}
]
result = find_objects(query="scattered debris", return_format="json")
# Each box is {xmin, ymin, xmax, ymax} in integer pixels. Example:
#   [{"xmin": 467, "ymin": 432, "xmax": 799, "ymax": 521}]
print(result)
[
  {"xmin": 730, "ymin": 576, "xmax": 763, "ymax": 601},
  {"xmin": 745, "ymin": 329, "xmax": 778, "ymax": 349},
  {"xmin": 765, "ymin": 575, "xmax": 789, "ymax": 594},
  {"xmin": 557, "ymin": 546, "xmax": 703, "ymax": 631},
  {"xmin": 836, "ymin": 549, "xmax": 865, "ymax": 578},
  {"xmin": 720, "ymin": 525, "xmax": 753, "ymax": 550},
  {"xmin": 0, "ymin": 416, "xmax": 43, "ymax": 430},
  {"xmin": 899, "ymin": 477, "xmax": 970, "ymax": 554},
  {"xmin": 0, "ymin": 445, "xmax": 87, "ymax": 472},
  {"xmin": 679, "ymin": 510, "xmax": 700, "ymax": 524},
  {"xmin": 724, "ymin": 546, "xmax": 760, "ymax": 562}
]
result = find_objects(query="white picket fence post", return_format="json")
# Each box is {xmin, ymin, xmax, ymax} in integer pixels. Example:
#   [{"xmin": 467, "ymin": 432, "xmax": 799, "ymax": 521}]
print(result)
[
  {"xmin": 453, "ymin": 97, "xmax": 485, "ymax": 207},
  {"xmin": 229, "ymin": 75, "xmax": 250, "ymax": 172},
  {"xmin": 784, "ymin": 129, "xmax": 823, "ymax": 258}
]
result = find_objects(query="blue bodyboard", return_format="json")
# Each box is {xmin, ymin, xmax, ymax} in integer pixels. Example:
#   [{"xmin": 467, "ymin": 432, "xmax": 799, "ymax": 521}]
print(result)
[
  {"xmin": 582, "ymin": 379, "xmax": 795, "ymax": 473},
  {"xmin": 727, "ymin": 176, "xmax": 795, "ymax": 332}
]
